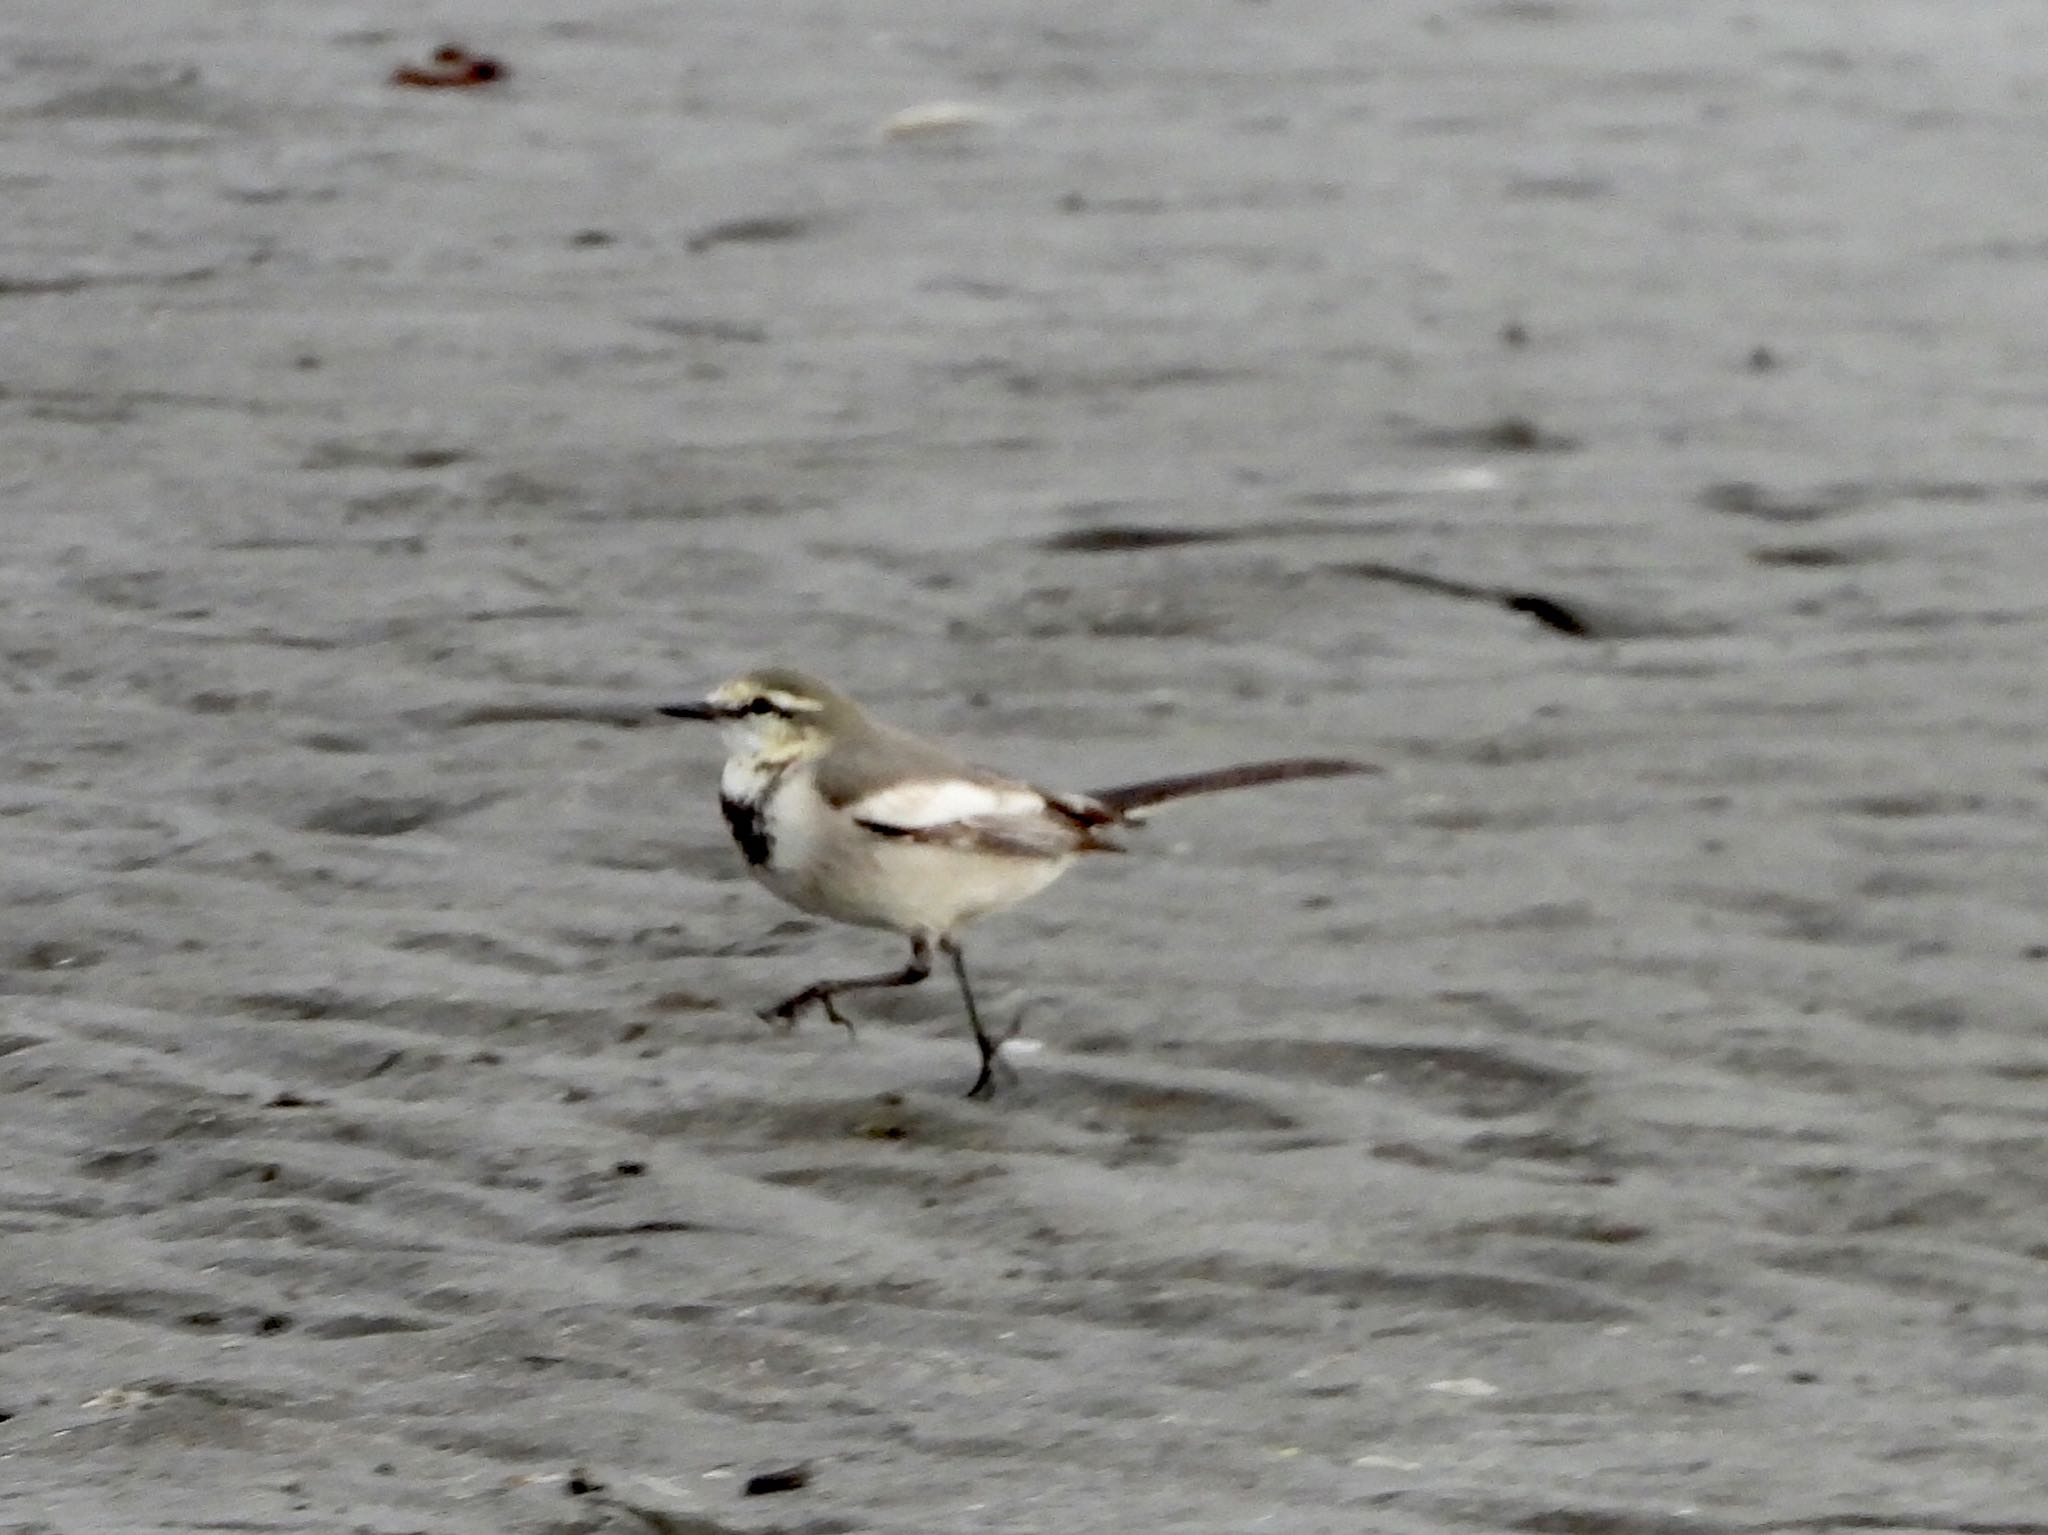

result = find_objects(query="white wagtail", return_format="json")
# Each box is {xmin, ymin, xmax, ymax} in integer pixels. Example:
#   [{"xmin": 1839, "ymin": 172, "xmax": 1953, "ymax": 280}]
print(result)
[{"xmin": 660, "ymin": 668, "xmax": 1373, "ymax": 1097}]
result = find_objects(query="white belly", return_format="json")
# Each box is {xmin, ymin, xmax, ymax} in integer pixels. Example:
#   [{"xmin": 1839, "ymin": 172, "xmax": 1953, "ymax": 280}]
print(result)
[{"xmin": 724, "ymin": 760, "xmax": 1073, "ymax": 935}]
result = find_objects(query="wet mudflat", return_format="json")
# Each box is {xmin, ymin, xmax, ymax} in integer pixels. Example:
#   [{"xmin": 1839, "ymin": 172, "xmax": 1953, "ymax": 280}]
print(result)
[{"xmin": 2, "ymin": 2, "xmax": 2046, "ymax": 1531}]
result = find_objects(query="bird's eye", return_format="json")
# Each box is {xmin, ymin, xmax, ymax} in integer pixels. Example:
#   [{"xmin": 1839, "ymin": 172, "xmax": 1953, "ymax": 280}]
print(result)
[{"xmin": 745, "ymin": 696, "xmax": 779, "ymax": 716}]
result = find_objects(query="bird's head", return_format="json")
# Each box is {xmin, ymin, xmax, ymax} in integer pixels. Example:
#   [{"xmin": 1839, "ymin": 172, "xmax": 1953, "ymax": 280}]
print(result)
[{"xmin": 657, "ymin": 667, "xmax": 858, "ymax": 762}]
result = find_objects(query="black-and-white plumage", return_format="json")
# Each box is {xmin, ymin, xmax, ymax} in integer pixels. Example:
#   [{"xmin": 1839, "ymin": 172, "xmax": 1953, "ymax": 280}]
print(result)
[{"xmin": 661, "ymin": 668, "xmax": 1373, "ymax": 1097}]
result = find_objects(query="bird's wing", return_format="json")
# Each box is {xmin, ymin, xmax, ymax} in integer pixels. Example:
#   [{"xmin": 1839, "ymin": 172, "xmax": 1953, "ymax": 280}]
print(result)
[{"xmin": 847, "ymin": 778, "xmax": 1112, "ymax": 858}]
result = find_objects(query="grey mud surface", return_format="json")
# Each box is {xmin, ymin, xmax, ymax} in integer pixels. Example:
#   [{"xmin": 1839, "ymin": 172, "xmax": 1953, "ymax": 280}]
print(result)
[{"xmin": 3, "ymin": 2, "xmax": 2046, "ymax": 1532}]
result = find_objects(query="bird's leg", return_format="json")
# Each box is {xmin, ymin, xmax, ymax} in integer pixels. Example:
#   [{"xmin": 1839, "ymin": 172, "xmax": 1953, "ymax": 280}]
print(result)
[
  {"xmin": 763, "ymin": 935, "xmax": 933, "ymax": 1036},
  {"xmin": 940, "ymin": 936, "xmax": 1006, "ymax": 1099}
]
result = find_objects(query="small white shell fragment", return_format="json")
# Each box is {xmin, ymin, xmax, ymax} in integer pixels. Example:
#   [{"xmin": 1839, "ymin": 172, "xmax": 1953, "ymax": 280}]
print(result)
[
  {"xmin": 880, "ymin": 100, "xmax": 1001, "ymax": 140},
  {"xmin": 632, "ymin": 1476, "xmax": 699, "ymax": 1500},
  {"xmin": 1424, "ymin": 1376, "xmax": 1500, "ymax": 1397},
  {"xmin": 1425, "ymin": 466, "xmax": 1505, "ymax": 492}
]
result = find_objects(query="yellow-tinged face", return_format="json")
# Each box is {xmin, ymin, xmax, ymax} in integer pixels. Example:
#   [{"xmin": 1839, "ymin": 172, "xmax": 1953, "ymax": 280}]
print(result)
[{"xmin": 659, "ymin": 668, "xmax": 850, "ymax": 761}]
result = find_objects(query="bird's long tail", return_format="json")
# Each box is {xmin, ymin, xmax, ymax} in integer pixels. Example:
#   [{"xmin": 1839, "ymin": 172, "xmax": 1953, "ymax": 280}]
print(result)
[{"xmin": 1085, "ymin": 757, "xmax": 1377, "ymax": 816}]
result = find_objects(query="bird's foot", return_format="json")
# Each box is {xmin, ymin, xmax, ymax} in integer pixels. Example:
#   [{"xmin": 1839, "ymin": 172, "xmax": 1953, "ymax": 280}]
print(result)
[
  {"xmin": 761, "ymin": 988, "xmax": 857, "ymax": 1037},
  {"xmin": 962, "ymin": 1003, "xmax": 1031, "ymax": 1100}
]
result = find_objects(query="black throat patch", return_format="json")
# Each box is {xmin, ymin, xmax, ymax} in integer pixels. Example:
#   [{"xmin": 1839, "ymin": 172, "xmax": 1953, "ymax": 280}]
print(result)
[{"xmin": 720, "ymin": 792, "xmax": 775, "ymax": 867}]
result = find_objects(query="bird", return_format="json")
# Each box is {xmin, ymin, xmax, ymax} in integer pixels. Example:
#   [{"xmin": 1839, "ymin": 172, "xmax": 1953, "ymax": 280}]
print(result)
[{"xmin": 658, "ymin": 668, "xmax": 1374, "ymax": 1098}]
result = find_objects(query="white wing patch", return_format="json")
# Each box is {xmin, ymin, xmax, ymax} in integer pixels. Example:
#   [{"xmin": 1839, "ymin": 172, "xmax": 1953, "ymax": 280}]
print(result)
[{"xmin": 849, "ymin": 778, "xmax": 1045, "ymax": 831}]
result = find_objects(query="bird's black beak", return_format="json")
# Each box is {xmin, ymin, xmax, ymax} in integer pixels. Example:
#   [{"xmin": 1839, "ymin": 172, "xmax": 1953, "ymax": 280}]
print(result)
[{"xmin": 657, "ymin": 701, "xmax": 719, "ymax": 721}]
